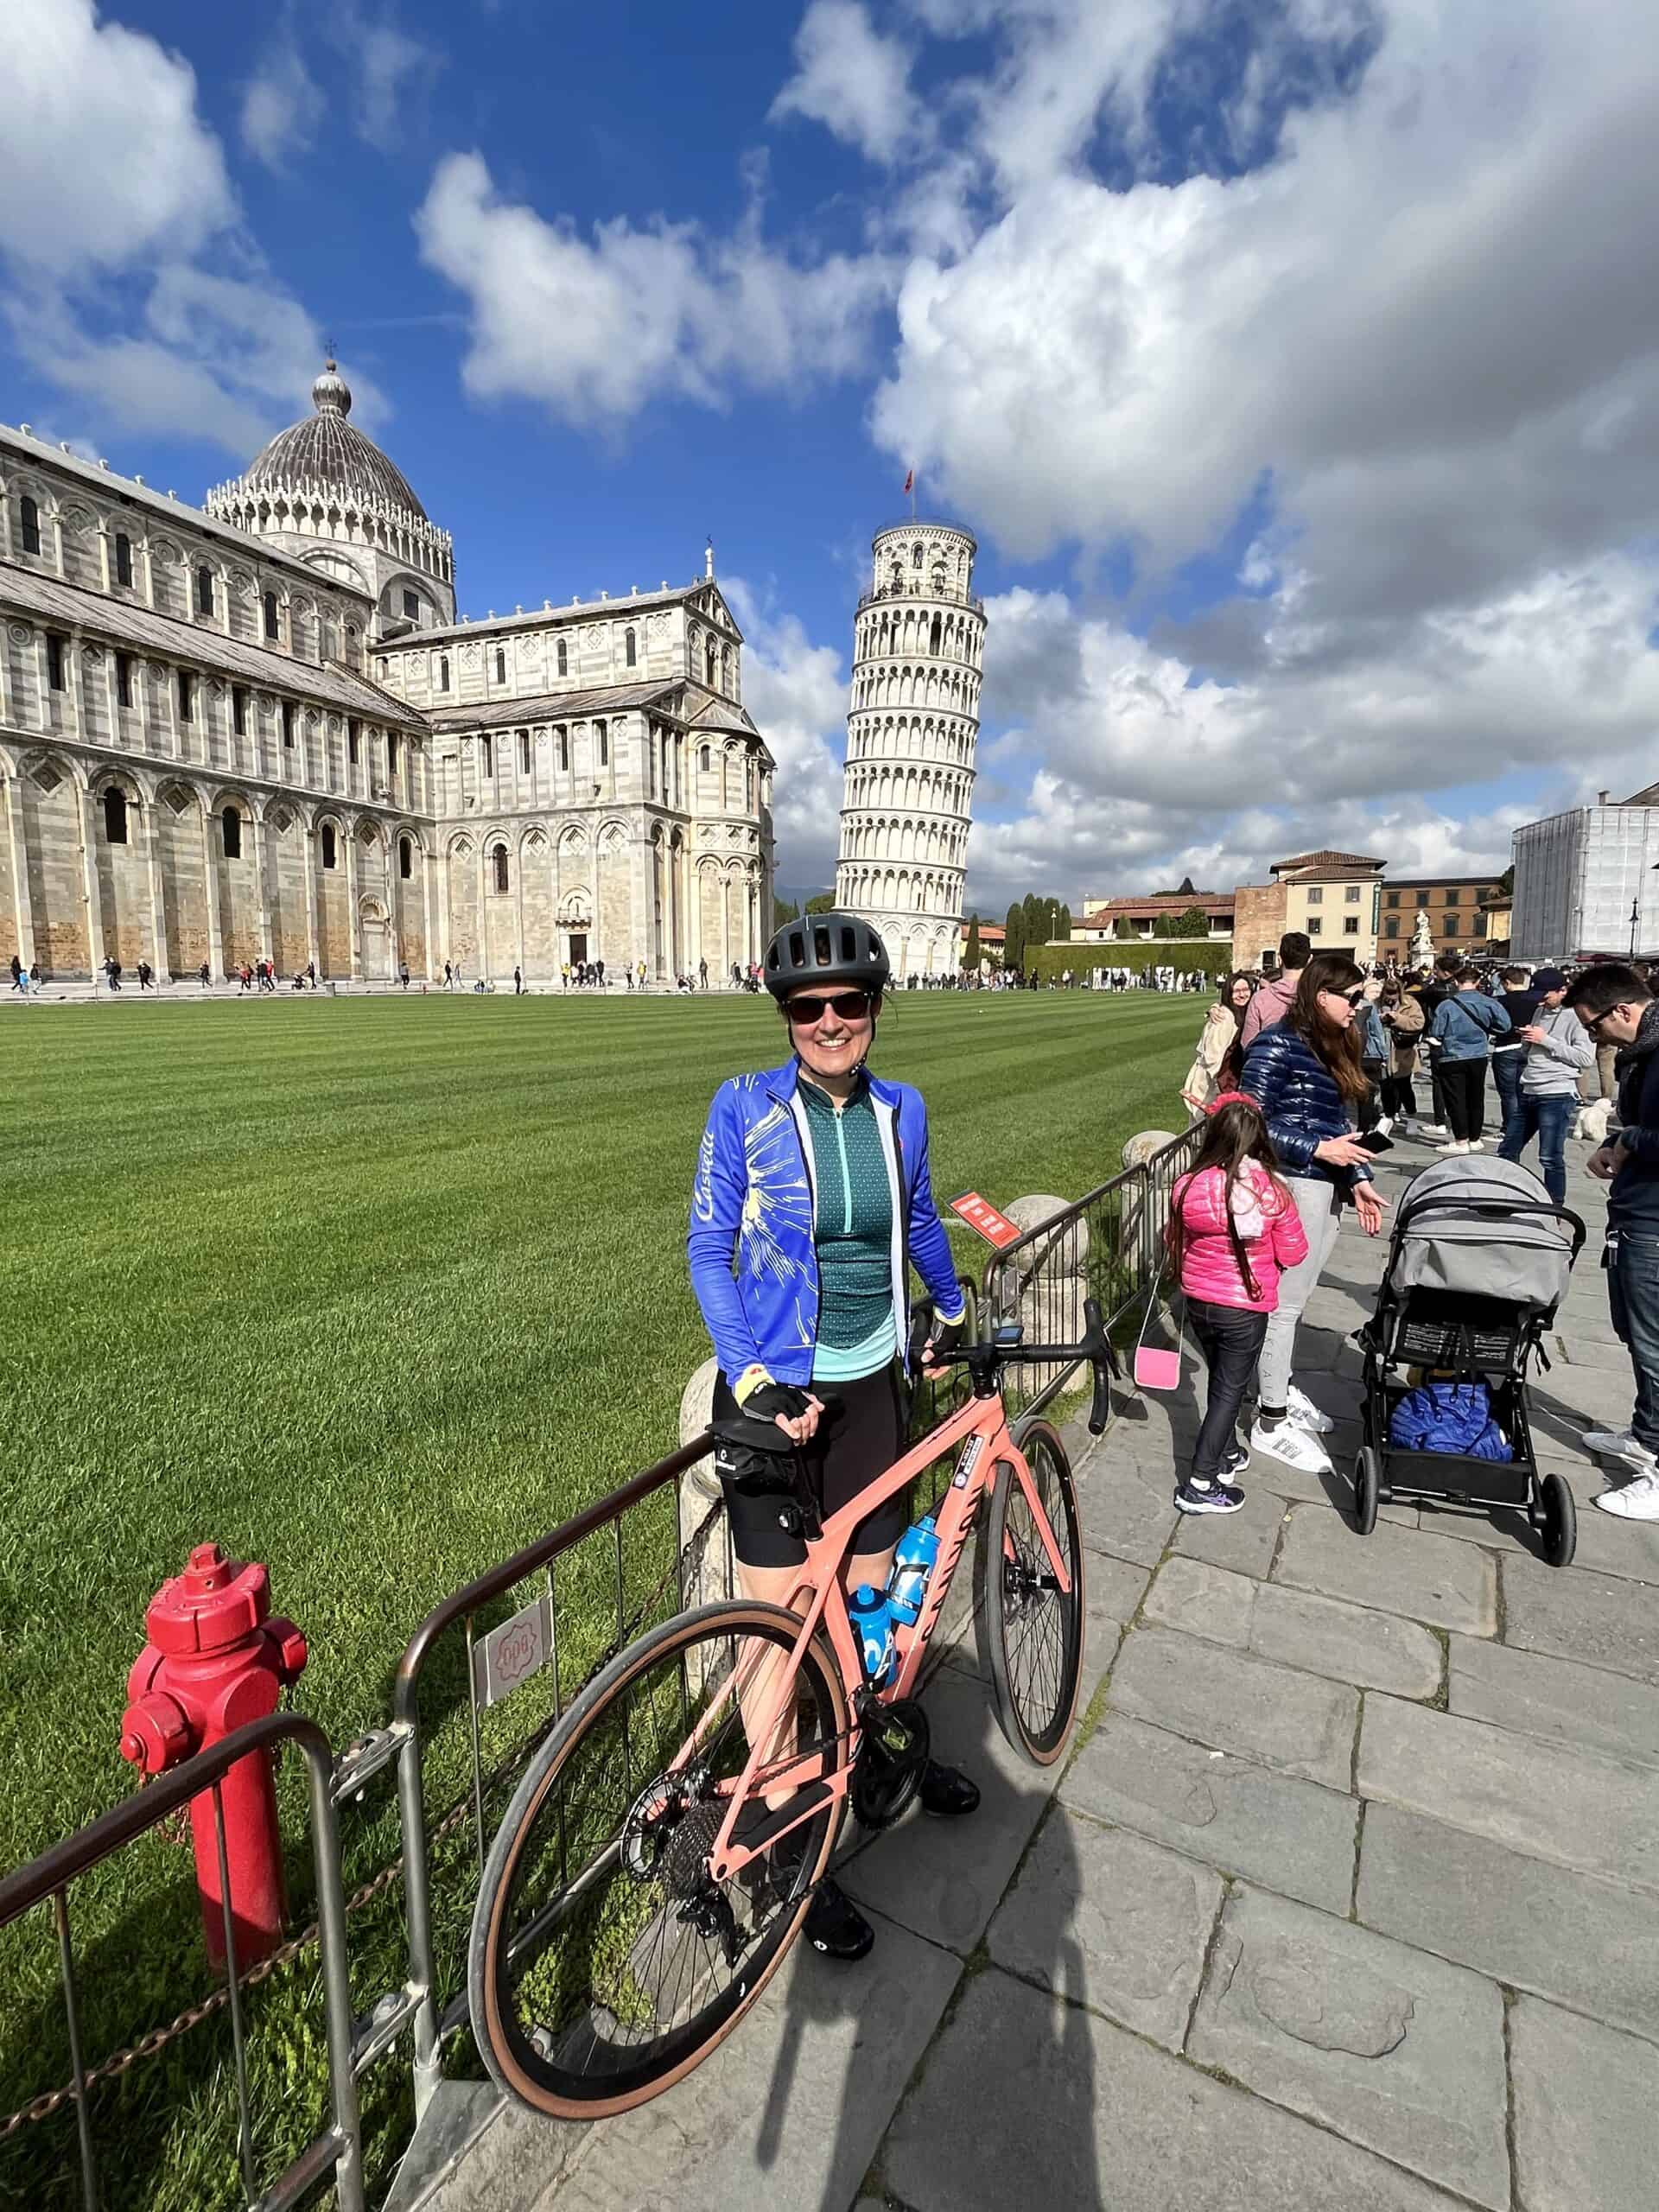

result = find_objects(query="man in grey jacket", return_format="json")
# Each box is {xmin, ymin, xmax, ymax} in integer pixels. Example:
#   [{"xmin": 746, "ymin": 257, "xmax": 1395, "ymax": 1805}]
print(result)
[{"xmin": 1497, "ymin": 969, "xmax": 1592, "ymax": 1203}]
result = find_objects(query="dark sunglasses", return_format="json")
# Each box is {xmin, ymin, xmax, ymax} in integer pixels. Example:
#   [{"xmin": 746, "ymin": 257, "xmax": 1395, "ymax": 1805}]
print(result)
[
  {"xmin": 785, "ymin": 989, "xmax": 874, "ymax": 1026},
  {"xmin": 1581, "ymin": 1005, "xmax": 1618, "ymax": 1034}
]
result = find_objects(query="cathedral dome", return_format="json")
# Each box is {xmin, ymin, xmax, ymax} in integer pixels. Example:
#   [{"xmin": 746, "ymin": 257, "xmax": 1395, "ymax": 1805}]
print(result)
[{"xmin": 240, "ymin": 361, "xmax": 428, "ymax": 522}]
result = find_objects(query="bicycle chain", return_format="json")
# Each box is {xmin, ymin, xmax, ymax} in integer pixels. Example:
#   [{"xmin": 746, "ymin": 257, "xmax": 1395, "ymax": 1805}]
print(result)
[{"xmin": 3, "ymin": 1499, "xmax": 731, "ymax": 2141}]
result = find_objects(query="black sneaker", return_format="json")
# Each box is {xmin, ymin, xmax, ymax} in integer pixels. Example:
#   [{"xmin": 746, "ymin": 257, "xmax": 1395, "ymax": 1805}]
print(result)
[
  {"xmin": 1174, "ymin": 1476, "xmax": 1245, "ymax": 1516},
  {"xmin": 1225, "ymin": 1442, "xmax": 1251, "ymax": 1478},
  {"xmin": 918, "ymin": 1760, "xmax": 980, "ymax": 1817},
  {"xmin": 803, "ymin": 1878, "xmax": 874, "ymax": 1961}
]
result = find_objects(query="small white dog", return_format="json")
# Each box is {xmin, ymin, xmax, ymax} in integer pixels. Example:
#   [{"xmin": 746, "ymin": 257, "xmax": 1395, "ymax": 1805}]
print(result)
[{"xmin": 1574, "ymin": 1097, "xmax": 1614, "ymax": 1144}]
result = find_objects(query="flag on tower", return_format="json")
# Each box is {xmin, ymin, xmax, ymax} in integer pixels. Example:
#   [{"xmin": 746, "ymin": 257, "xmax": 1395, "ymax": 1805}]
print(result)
[{"xmin": 902, "ymin": 468, "xmax": 914, "ymax": 496}]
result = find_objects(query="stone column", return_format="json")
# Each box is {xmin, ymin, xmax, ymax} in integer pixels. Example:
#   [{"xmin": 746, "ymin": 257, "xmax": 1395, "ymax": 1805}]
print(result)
[
  {"xmin": 3, "ymin": 771, "xmax": 36, "ymax": 969},
  {"xmin": 514, "ymin": 842, "xmax": 525, "ymax": 978},
  {"xmin": 302, "ymin": 825, "xmax": 321, "ymax": 976},
  {"xmin": 140, "ymin": 794, "xmax": 168, "ymax": 980},
  {"xmin": 78, "ymin": 781, "xmax": 105, "ymax": 981},
  {"xmin": 475, "ymin": 840, "xmax": 488, "ymax": 980},
  {"xmin": 202, "ymin": 801, "xmax": 225, "ymax": 980},
  {"xmin": 253, "ymin": 808, "xmax": 275, "ymax": 969},
  {"xmin": 345, "ymin": 825, "xmax": 362, "ymax": 981}
]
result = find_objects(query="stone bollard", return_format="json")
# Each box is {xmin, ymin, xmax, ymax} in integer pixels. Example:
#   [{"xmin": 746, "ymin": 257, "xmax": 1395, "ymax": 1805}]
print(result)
[
  {"xmin": 677, "ymin": 1357, "xmax": 736, "ymax": 1625},
  {"xmin": 997, "ymin": 1193, "xmax": 1089, "ymax": 1394},
  {"xmin": 1120, "ymin": 1130, "xmax": 1180, "ymax": 1287}
]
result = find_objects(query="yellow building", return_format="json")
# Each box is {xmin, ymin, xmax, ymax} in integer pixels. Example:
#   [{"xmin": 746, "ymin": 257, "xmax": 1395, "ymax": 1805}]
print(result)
[{"xmin": 1232, "ymin": 849, "xmax": 1383, "ymax": 968}]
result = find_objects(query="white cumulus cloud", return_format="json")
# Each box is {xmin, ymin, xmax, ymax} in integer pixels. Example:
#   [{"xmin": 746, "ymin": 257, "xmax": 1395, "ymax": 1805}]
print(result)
[
  {"xmin": 240, "ymin": 30, "xmax": 321, "ymax": 172},
  {"xmin": 416, "ymin": 151, "xmax": 895, "ymax": 429},
  {"xmin": 771, "ymin": 1, "xmax": 925, "ymax": 165},
  {"xmin": 725, "ymin": 576, "xmax": 850, "ymax": 895}
]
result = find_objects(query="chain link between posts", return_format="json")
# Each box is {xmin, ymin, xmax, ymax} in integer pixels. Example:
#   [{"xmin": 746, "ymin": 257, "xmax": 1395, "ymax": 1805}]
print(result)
[{"xmin": 1, "ymin": 1494, "xmax": 729, "ymax": 2142}]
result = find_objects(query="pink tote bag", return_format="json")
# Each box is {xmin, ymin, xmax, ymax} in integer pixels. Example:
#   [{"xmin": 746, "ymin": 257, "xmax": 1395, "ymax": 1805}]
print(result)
[{"xmin": 1135, "ymin": 1254, "xmax": 1186, "ymax": 1392}]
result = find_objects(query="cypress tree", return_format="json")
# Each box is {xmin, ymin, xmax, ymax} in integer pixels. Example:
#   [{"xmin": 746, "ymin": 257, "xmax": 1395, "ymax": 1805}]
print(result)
[
  {"xmin": 1005, "ymin": 902, "xmax": 1025, "ymax": 969},
  {"xmin": 963, "ymin": 913, "xmax": 982, "ymax": 971}
]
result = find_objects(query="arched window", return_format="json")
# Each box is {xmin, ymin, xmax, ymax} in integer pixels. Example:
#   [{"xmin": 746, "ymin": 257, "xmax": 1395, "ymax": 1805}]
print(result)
[
  {"xmin": 912, "ymin": 543, "xmax": 923, "ymax": 569},
  {"xmin": 556, "ymin": 637, "xmax": 568, "ymax": 676},
  {"xmin": 388, "ymin": 733, "xmax": 400, "ymax": 776},
  {"xmin": 699, "ymin": 744, "xmax": 711, "ymax": 772},
  {"xmin": 438, "ymin": 655, "xmax": 451, "ymax": 692},
  {"xmin": 931, "ymin": 565, "xmax": 946, "ymax": 592},
  {"xmin": 223, "ymin": 805, "xmax": 242, "ymax": 860},
  {"xmin": 930, "ymin": 613, "xmax": 942, "ymax": 654},
  {"xmin": 625, "ymin": 626, "xmax": 637, "ymax": 668},
  {"xmin": 321, "ymin": 823, "xmax": 337, "ymax": 869},
  {"xmin": 399, "ymin": 836, "xmax": 413, "ymax": 880},
  {"xmin": 480, "ymin": 733, "xmax": 493, "ymax": 776},
  {"xmin": 556, "ymin": 728, "xmax": 569, "ymax": 772},
  {"xmin": 722, "ymin": 645, "xmax": 733, "ymax": 690},
  {"xmin": 195, "ymin": 564, "xmax": 213, "ymax": 615},
  {"xmin": 264, "ymin": 591, "xmax": 279, "ymax": 639},
  {"xmin": 596, "ymin": 720, "xmax": 608, "ymax": 766},
  {"xmin": 19, "ymin": 495, "xmax": 41, "ymax": 556},
  {"xmin": 114, "ymin": 533, "xmax": 133, "ymax": 587},
  {"xmin": 706, "ymin": 639, "xmax": 717, "ymax": 686},
  {"xmin": 493, "ymin": 843, "xmax": 510, "ymax": 894},
  {"xmin": 495, "ymin": 648, "xmax": 506, "ymax": 684},
  {"xmin": 518, "ymin": 728, "xmax": 530, "ymax": 774},
  {"xmin": 103, "ymin": 787, "xmax": 128, "ymax": 844}
]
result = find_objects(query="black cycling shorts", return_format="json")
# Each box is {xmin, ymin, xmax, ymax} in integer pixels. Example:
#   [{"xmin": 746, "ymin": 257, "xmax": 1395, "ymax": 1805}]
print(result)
[{"xmin": 712, "ymin": 1363, "xmax": 907, "ymax": 1571}]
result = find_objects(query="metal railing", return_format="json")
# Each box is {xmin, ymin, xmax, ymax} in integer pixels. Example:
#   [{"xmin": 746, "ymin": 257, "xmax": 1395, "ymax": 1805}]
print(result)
[
  {"xmin": 981, "ymin": 1129, "xmax": 1200, "ymax": 1427},
  {"xmin": 0, "ymin": 1713, "xmax": 362, "ymax": 2212},
  {"xmin": 0, "ymin": 1141, "xmax": 1197, "ymax": 2206}
]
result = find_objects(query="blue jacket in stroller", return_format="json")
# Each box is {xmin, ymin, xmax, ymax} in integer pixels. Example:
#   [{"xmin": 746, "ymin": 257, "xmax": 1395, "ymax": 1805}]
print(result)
[{"xmin": 1389, "ymin": 1382, "xmax": 1514, "ymax": 1460}]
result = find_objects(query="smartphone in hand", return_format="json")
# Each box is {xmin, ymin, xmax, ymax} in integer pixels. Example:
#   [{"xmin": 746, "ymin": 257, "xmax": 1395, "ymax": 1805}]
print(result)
[{"xmin": 1356, "ymin": 1116, "xmax": 1395, "ymax": 1155}]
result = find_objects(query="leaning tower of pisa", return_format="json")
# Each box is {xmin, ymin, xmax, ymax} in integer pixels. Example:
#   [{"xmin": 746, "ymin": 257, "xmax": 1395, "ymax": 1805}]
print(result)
[{"xmin": 834, "ymin": 520, "xmax": 985, "ymax": 980}]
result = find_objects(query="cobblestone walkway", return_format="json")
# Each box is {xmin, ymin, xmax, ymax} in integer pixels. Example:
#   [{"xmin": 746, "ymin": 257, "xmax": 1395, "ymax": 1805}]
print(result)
[{"xmin": 429, "ymin": 1141, "xmax": 1657, "ymax": 2212}]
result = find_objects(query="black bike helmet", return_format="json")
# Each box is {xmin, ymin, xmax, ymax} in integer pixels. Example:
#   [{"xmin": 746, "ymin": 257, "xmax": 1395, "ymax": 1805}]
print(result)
[{"xmin": 764, "ymin": 911, "xmax": 891, "ymax": 1001}]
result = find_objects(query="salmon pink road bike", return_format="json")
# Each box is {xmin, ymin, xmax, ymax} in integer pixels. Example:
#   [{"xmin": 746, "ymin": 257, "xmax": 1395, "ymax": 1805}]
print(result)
[{"xmin": 467, "ymin": 1302, "xmax": 1116, "ymax": 2119}]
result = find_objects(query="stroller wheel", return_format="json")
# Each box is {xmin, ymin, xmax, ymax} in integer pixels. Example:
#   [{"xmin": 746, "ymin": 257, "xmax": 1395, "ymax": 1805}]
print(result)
[
  {"xmin": 1539, "ymin": 1471, "xmax": 1576, "ymax": 1569},
  {"xmin": 1351, "ymin": 1447, "xmax": 1381, "ymax": 1537}
]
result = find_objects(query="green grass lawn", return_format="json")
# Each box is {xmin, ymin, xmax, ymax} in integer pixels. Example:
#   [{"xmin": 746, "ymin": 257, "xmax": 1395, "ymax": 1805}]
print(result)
[{"xmin": 0, "ymin": 987, "xmax": 1197, "ymax": 2207}]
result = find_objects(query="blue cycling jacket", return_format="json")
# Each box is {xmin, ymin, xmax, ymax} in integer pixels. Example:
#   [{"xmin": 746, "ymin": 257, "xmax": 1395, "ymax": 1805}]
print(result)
[{"xmin": 688, "ymin": 1057, "xmax": 965, "ymax": 1387}]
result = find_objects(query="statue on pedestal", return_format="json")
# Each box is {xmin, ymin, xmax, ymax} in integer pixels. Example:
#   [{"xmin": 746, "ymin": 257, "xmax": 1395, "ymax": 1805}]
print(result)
[{"xmin": 1410, "ymin": 909, "xmax": 1435, "ymax": 967}]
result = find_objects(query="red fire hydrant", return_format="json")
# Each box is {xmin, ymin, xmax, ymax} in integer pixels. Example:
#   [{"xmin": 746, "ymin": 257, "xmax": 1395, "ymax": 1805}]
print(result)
[{"xmin": 120, "ymin": 1543, "xmax": 308, "ymax": 1970}]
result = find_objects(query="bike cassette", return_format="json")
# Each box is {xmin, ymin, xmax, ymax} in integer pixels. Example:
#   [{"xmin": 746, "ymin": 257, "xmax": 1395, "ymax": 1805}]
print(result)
[
  {"xmin": 621, "ymin": 1767, "xmax": 719, "ymax": 1895},
  {"xmin": 851, "ymin": 1698, "xmax": 930, "ymax": 1829}
]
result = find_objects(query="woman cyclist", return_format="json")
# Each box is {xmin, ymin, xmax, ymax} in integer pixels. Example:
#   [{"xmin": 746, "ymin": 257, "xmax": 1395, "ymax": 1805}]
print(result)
[{"xmin": 688, "ymin": 912, "xmax": 978, "ymax": 1963}]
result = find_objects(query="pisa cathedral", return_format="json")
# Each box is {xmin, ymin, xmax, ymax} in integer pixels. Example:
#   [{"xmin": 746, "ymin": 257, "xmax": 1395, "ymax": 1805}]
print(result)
[
  {"xmin": 834, "ymin": 521, "xmax": 982, "ymax": 979},
  {"xmin": 0, "ymin": 364, "xmax": 773, "ymax": 985}
]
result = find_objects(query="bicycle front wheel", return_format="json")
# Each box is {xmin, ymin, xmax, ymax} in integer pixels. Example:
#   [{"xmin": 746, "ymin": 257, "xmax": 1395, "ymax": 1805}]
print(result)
[
  {"xmin": 468, "ymin": 1599, "xmax": 849, "ymax": 2120},
  {"xmin": 976, "ymin": 1421, "xmax": 1085, "ymax": 1764}
]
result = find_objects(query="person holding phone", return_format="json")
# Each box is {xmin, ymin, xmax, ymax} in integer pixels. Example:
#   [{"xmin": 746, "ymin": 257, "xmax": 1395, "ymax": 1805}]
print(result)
[{"xmin": 1240, "ymin": 952, "xmax": 1389, "ymax": 1478}]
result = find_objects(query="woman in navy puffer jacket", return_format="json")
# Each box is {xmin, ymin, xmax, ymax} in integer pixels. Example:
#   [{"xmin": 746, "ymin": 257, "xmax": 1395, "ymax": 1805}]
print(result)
[{"xmin": 1238, "ymin": 951, "xmax": 1389, "ymax": 1477}]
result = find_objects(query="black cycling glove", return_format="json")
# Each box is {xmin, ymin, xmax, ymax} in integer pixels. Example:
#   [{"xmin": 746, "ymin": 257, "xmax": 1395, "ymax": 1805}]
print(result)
[
  {"xmin": 741, "ymin": 1380, "xmax": 815, "ymax": 1426},
  {"xmin": 925, "ymin": 1313, "xmax": 965, "ymax": 1365}
]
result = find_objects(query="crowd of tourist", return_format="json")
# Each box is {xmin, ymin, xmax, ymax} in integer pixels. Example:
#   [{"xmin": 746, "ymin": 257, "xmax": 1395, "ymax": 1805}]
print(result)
[{"xmin": 1173, "ymin": 933, "xmax": 1659, "ymax": 1522}]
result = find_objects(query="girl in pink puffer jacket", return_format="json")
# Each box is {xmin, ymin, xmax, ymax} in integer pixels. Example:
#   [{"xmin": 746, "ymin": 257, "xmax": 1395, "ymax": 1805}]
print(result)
[{"xmin": 1166, "ymin": 1092, "xmax": 1309, "ymax": 1515}]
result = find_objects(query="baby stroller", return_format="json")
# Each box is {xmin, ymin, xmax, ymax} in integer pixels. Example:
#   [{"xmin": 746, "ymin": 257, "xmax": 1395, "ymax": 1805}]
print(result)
[{"xmin": 1355, "ymin": 1154, "xmax": 1586, "ymax": 1567}]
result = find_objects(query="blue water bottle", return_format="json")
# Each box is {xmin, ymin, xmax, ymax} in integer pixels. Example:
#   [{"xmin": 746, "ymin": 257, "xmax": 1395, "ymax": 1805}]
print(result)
[
  {"xmin": 849, "ymin": 1585, "xmax": 896, "ymax": 1686},
  {"xmin": 887, "ymin": 1516, "xmax": 941, "ymax": 1626}
]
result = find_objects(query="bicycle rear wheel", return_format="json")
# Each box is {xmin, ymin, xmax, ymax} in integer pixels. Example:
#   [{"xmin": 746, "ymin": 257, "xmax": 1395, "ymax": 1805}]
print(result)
[
  {"xmin": 976, "ymin": 1421, "xmax": 1085, "ymax": 1764},
  {"xmin": 469, "ymin": 1599, "xmax": 849, "ymax": 2120}
]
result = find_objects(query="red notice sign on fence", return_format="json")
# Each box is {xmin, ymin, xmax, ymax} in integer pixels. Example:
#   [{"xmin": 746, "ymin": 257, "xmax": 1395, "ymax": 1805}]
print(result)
[{"xmin": 948, "ymin": 1192, "xmax": 1023, "ymax": 1249}]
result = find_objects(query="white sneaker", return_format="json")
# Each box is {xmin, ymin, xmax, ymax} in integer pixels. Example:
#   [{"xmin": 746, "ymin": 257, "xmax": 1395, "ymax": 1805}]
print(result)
[
  {"xmin": 1465, "ymin": 1138, "xmax": 1487, "ymax": 1151},
  {"xmin": 1582, "ymin": 1426, "xmax": 1657, "ymax": 1470},
  {"xmin": 1594, "ymin": 1471, "xmax": 1659, "ymax": 1520},
  {"xmin": 1249, "ymin": 1419, "xmax": 1334, "ymax": 1475},
  {"xmin": 1436, "ymin": 1140, "xmax": 1470, "ymax": 1155},
  {"xmin": 1286, "ymin": 1383, "xmax": 1334, "ymax": 1435}
]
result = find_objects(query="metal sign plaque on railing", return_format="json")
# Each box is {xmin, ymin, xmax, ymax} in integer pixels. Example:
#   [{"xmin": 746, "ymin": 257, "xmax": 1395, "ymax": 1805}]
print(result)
[{"xmin": 471, "ymin": 1594, "xmax": 554, "ymax": 1709}]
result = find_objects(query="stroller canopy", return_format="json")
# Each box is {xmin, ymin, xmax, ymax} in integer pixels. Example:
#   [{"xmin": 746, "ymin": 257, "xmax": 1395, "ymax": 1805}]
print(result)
[{"xmin": 1388, "ymin": 1154, "xmax": 1574, "ymax": 1313}]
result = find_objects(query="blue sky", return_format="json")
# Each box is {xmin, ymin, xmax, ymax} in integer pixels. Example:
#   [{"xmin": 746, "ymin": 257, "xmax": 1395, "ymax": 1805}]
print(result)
[{"xmin": 6, "ymin": 1, "xmax": 1659, "ymax": 913}]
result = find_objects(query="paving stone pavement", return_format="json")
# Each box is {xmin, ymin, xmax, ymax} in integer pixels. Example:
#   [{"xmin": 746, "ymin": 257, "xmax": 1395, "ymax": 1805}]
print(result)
[{"xmin": 425, "ymin": 1139, "xmax": 1658, "ymax": 2212}]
